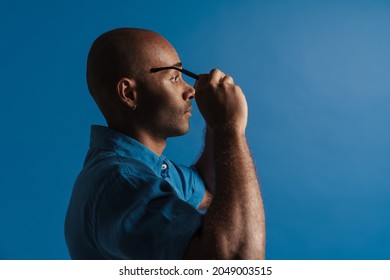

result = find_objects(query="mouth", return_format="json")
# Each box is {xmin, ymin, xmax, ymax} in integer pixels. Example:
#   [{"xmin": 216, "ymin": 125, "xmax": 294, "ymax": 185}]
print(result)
[{"xmin": 185, "ymin": 106, "xmax": 192, "ymax": 116}]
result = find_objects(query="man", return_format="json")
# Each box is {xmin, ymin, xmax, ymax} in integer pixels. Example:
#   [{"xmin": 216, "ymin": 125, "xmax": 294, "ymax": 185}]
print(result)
[{"xmin": 65, "ymin": 27, "xmax": 265, "ymax": 259}]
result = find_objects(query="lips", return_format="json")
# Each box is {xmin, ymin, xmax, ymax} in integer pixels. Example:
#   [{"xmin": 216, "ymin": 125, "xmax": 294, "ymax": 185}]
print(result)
[{"xmin": 185, "ymin": 106, "xmax": 192, "ymax": 114}]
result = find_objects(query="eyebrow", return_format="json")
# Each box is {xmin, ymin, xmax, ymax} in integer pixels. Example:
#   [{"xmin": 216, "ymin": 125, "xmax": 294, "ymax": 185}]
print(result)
[{"xmin": 150, "ymin": 63, "xmax": 199, "ymax": 80}]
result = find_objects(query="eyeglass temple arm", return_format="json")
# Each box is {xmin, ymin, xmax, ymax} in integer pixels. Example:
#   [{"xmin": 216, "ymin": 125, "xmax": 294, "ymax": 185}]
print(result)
[{"xmin": 150, "ymin": 67, "xmax": 199, "ymax": 80}]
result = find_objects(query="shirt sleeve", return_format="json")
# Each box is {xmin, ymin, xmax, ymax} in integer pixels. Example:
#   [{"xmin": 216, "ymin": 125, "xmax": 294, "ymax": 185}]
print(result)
[
  {"xmin": 168, "ymin": 162, "xmax": 206, "ymax": 209},
  {"xmin": 95, "ymin": 173, "xmax": 203, "ymax": 260}
]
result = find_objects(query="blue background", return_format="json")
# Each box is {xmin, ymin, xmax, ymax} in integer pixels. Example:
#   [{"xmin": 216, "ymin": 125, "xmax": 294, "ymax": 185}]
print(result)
[{"xmin": 1, "ymin": 0, "xmax": 389, "ymax": 259}]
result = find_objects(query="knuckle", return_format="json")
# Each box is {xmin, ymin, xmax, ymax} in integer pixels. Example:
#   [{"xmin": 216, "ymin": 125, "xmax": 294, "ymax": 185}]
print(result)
[
  {"xmin": 233, "ymin": 84, "xmax": 242, "ymax": 91},
  {"xmin": 210, "ymin": 68, "xmax": 224, "ymax": 76},
  {"xmin": 220, "ymin": 82, "xmax": 230, "ymax": 90},
  {"xmin": 210, "ymin": 83, "xmax": 218, "ymax": 91}
]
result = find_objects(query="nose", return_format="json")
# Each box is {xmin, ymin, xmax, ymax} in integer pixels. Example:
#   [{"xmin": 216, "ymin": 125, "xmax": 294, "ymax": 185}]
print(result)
[{"xmin": 183, "ymin": 81, "xmax": 195, "ymax": 100}]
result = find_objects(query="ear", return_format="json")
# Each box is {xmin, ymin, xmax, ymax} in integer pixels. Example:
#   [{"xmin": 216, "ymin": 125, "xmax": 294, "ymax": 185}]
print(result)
[{"xmin": 116, "ymin": 78, "xmax": 137, "ymax": 108}]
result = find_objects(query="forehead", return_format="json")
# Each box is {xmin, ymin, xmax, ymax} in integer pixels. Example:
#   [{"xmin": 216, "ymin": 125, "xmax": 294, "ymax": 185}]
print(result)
[{"xmin": 143, "ymin": 36, "xmax": 180, "ymax": 67}]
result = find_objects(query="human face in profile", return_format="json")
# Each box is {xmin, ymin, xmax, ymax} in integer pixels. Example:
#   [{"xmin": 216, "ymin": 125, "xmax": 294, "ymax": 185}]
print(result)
[{"xmin": 135, "ymin": 39, "xmax": 196, "ymax": 140}]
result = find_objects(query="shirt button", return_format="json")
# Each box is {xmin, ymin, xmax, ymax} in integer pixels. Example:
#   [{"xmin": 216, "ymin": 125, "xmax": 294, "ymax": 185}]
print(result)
[{"xmin": 161, "ymin": 163, "xmax": 168, "ymax": 170}]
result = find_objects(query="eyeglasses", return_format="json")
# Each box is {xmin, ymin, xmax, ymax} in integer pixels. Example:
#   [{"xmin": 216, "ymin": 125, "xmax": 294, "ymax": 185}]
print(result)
[{"xmin": 150, "ymin": 66, "xmax": 199, "ymax": 80}]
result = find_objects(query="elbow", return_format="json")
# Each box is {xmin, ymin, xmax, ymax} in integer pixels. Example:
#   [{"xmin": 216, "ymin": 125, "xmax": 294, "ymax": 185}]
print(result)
[
  {"xmin": 213, "ymin": 239, "xmax": 265, "ymax": 260},
  {"xmin": 232, "ymin": 245, "xmax": 265, "ymax": 260}
]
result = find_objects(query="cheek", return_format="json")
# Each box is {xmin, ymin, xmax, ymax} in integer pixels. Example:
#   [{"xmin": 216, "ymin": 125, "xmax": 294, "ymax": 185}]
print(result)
[
  {"xmin": 138, "ymin": 80, "xmax": 165, "ymax": 106},
  {"xmin": 138, "ymin": 79, "xmax": 184, "ymax": 111},
  {"xmin": 153, "ymin": 96, "xmax": 182, "ymax": 117}
]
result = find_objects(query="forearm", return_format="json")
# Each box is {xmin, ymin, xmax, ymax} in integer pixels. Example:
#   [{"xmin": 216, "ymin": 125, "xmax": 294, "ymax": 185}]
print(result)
[
  {"xmin": 194, "ymin": 127, "xmax": 216, "ymax": 195},
  {"xmin": 209, "ymin": 128, "xmax": 264, "ymax": 259},
  {"xmin": 187, "ymin": 128, "xmax": 265, "ymax": 259},
  {"xmin": 185, "ymin": 68, "xmax": 265, "ymax": 259}
]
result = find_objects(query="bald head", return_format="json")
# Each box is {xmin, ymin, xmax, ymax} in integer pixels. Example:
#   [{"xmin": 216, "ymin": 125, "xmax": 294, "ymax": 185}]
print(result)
[
  {"xmin": 87, "ymin": 28, "xmax": 167, "ymax": 96},
  {"xmin": 86, "ymin": 28, "xmax": 178, "ymax": 121}
]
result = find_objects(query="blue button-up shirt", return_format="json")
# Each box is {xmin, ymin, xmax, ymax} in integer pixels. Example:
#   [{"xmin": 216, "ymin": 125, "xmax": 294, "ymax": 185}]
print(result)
[{"xmin": 65, "ymin": 125, "xmax": 205, "ymax": 259}]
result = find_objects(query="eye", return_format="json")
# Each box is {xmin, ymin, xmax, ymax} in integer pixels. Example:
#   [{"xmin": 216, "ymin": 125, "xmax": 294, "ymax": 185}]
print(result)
[{"xmin": 170, "ymin": 74, "xmax": 180, "ymax": 83}]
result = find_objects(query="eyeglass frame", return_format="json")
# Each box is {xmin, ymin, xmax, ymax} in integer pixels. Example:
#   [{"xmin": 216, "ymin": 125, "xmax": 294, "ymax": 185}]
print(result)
[{"xmin": 149, "ymin": 66, "xmax": 199, "ymax": 80}]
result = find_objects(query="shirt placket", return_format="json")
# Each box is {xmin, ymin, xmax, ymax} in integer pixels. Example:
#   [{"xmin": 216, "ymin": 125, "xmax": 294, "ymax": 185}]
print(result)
[{"xmin": 160, "ymin": 161, "xmax": 169, "ymax": 178}]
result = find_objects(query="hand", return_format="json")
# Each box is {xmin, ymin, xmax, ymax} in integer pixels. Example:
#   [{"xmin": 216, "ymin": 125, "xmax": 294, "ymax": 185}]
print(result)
[{"xmin": 194, "ymin": 69, "xmax": 248, "ymax": 134}]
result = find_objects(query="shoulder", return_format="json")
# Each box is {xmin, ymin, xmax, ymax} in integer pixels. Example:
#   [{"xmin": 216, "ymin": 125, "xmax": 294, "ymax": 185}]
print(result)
[{"xmin": 84, "ymin": 153, "xmax": 157, "ymax": 185}]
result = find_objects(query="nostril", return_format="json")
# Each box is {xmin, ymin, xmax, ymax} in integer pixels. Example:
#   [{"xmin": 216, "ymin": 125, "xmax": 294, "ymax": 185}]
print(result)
[{"xmin": 184, "ymin": 85, "xmax": 196, "ymax": 100}]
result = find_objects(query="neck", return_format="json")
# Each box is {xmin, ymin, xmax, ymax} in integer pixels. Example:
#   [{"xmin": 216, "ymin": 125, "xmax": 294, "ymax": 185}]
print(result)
[
  {"xmin": 108, "ymin": 122, "xmax": 166, "ymax": 156},
  {"xmin": 134, "ymin": 133, "xmax": 167, "ymax": 156}
]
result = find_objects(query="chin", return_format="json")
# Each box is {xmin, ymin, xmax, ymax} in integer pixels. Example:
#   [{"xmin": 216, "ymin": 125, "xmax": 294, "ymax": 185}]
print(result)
[
  {"xmin": 174, "ymin": 128, "xmax": 190, "ymax": 137},
  {"xmin": 168, "ymin": 125, "xmax": 190, "ymax": 137},
  {"xmin": 180, "ymin": 123, "xmax": 191, "ymax": 135}
]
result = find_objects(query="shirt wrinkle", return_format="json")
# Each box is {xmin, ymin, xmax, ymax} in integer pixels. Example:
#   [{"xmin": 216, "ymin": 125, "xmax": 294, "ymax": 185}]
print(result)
[
  {"xmin": 90, "ymin": 125, "xmax": 165, "ymax": 175},
  {"xmin": 65, "ymin": 125, "xmax": 206, "ymax": 259}
]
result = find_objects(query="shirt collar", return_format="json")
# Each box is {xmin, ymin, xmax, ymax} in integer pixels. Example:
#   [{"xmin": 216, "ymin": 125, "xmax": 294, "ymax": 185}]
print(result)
[{"xmin": 89, "ymin": 125, "xmax": 168, "ymax": 176}]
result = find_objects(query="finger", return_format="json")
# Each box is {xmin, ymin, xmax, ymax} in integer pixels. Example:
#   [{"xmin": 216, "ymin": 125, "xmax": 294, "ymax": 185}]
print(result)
[
  {"xmin": 221, "ymin": 75, "xmax": 234, "ymax": 84},
  {"xmin": 208, "ymin": 68, "xmax": 226, "ymax": 84},
  {"xmin": 194, "ymin": 74, "xmax": 209, "ymax": 88}
]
